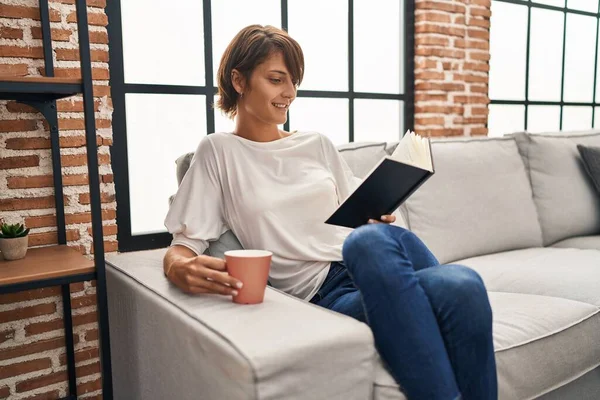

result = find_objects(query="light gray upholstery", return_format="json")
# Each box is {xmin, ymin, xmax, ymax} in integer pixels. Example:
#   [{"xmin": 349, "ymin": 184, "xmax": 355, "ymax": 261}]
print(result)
[
  {"xmin": 512, "ymin": 131, "xmax": 600, "ymax": 246},
  {"xmin": 489, "ymin": 292, "xmax": 600, "ymax": 400},
  {"xmin": 402, "ymin": 137, "xmax": 543, "ymax": 264},
  {"xmin": 551, "ymin": 235, "xmax": 600, "ymax": 250},
  {"xmin": 337, "ymin": 142, "xmax": 388, "ymax": 178},
  {"xmin": 106, "ymin": 249, "xmax": 376, "ymax": 400},
  {"xmin": 457, "ymin": 247, "xmax": 600, "ymax": 307},
  {"xmin": 537, "ymin": 366, "xmax": 600, "ymax": 400}
]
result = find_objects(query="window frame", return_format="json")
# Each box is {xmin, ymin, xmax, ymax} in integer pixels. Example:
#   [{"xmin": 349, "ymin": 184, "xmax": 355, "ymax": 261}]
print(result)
[
  {"xmin": 106, "ymin": 0, "xmax": 415, "ymax": 252},
  {"xmin": 490, "ymin": 0, "xmax": 600, "ymax": 134}
]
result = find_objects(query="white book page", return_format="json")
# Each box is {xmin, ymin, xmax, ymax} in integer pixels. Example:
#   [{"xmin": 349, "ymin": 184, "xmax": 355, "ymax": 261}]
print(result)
[{"xmin": 390, "ymin": 130, "xmax": 432, "ymax": 172}]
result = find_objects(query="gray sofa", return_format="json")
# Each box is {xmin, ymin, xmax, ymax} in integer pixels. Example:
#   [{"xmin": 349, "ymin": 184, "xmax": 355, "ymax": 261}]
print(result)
[{"xmin": 105, "ymin": 130, "xmax": 600, "ymax": 400}]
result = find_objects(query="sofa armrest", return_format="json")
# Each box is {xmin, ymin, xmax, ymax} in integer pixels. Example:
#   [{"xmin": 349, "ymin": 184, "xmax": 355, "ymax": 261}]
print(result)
[{"xmin": 106, "ymin": 249, "xmax": 376, "ymax": 400}]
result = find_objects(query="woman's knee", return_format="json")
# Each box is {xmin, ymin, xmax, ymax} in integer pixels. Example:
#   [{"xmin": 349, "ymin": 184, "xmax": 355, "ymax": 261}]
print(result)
[
  {"xmin": 342, "ymin": 223, "xmax": 411, "ymax": 261},
  {"xmin": 451, "ymin": 265, "xmax": 492, "ymax": 328},
  {"xmin": 425, "ymin": 265, "xmax": 493, "ymax": 330}
]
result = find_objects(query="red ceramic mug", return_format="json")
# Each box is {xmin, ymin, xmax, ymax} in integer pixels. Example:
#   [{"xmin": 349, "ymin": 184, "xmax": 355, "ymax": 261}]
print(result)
[{"xmin": 224, "ymin": 250, "xmax": 272, "ymax": 304}]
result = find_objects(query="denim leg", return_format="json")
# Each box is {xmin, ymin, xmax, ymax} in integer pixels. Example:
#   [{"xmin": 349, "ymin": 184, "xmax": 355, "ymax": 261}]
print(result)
[
  {"xmin": 342, "ymin": 223, "xmax": 461, "ymax": 400},
  {"xmin": 416, "ymin": 264, "xmax": 498, "ymax": 400}
]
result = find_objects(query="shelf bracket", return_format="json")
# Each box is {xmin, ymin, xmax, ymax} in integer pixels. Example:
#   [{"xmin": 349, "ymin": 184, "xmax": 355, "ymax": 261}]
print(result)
[{"xmin": 18, "ymin": 99, "xmax": 67, "ymax": 245}]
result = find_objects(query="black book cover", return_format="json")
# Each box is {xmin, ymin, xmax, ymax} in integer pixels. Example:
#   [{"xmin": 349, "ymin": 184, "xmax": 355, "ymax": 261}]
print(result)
[{"xmin": 325, "ymin": 153, "xmax": 434, "ymax": 229}]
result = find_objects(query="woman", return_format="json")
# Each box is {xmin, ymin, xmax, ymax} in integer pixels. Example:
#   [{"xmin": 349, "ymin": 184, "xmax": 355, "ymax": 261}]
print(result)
[{"xmin": 163, "ymin": 24, "xmax": 497, "ymax": 400}]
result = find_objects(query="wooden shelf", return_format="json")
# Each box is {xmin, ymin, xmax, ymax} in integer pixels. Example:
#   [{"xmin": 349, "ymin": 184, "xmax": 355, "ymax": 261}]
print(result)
[
  {"xmin": 0, "ymin": 245, "xmax": 95, "ymax": 286},
  {"xmin": 0, "ymin": 76, "xmax": 82, "ymax": 101}
]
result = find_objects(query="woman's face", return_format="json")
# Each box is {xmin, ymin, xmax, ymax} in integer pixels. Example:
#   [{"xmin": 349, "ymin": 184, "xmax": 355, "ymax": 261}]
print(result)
[{"xmin": 236, "ymin": 51, "xmax": 297, "ymax": 126}]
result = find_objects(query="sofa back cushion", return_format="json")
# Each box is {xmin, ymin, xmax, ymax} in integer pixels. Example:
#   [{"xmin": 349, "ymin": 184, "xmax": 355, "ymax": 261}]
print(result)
[
  {"xmin": 512, "ymin": 131, "xmax": 600, "ymax": 245},
  {"xmin": 403, "ymin": 136, "xmax": 543, "ymax": 265},
  {"xmin": 337, "ymin": 141, "xmax": 388, "ymax": 178}
]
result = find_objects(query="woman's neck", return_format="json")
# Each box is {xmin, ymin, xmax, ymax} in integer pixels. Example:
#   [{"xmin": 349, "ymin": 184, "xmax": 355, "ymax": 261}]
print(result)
[{"xmin": 233, "ymin": 113, "xmax": 287, "ymax": 143}]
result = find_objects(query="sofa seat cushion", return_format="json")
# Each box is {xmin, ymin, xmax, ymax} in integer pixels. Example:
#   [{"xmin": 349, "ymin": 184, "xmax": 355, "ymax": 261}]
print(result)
[
  {"xmin": 403, "ymin": 136, "xmax": 543, "ymax": 265},
  {"xmin": 513, "ymin": 131, "xmax": 600, "ymax": 246},
  {"xmin": 456, "ymin": 247, "xmax": 600, "ymax": 306},
  {"xmin": 372, "ymin": 292, "xmax": 600, "ymax": 400},
  {"xmin": 551, "ymin": 235, "xmax": 600, "ymax": 250}
]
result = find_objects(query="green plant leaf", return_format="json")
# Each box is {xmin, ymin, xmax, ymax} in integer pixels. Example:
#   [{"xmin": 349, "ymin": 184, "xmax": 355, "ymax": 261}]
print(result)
[
  {"xmin": 15, "ymin": 225, "xmax": 24, "ymax": 235},
  {"xmin": 0, "ymin": 223, "xmax": 29, "ymax": 238},
  {"xmin": 1, "ymin": 225, "xmax": 11, "ymax": 237}
]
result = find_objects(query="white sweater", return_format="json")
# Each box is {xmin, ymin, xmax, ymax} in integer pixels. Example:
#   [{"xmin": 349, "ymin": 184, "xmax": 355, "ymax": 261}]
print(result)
[{"xmin": 164, "ymin": 131, "xmax": 361, "ymax": 301}]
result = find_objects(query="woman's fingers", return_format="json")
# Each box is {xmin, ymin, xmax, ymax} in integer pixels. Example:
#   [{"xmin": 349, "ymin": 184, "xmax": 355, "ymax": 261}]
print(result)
[
  {"xmin": 182, "ymin": 275, "xmax": 238, "ymax": 296},
  {"xmin": 176, "ymin": 263, "xmax": 240, "ymax": 296},
  {"xmin": 204, "ymin": 269, "xmax": 243, "ymax": 289},
  {"xmin": 186, "ymin": 257, "xmax": 243, "ymax": 289},
  {"xmin": 194, "ymin": 255, "xmax": 227, "ymax": 271},
  {"xmin": 367, "ymin": 215, "xmax": 396, "ymax": 224},
  {"xmin": 189, "ymin": 279, "xmax": 239, "ymax": 296},
  {"xmin": 382, "ymin": 215, "xmax": 396, "ymax": 223}
]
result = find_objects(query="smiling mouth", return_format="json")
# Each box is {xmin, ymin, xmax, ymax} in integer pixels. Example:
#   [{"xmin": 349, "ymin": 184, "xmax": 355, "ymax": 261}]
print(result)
[{"xmin": 272, "ymin": 103, "xmax": 289, "ymax": 111}]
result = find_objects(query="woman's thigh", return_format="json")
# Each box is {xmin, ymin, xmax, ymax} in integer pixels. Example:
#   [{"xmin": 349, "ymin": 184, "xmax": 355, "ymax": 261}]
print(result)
[
  {"xmin": 311, "ymin": 264, "xmax": 367, "ymax": 323},
  {"xmin": 325, "ymin": 288, "xmax": 367, "ymax": 323}
]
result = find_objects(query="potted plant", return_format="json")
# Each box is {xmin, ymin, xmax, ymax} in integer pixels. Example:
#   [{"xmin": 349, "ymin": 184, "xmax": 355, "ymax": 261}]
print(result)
[{"xmin": 0, "ymin": 222, "xmax": 30, "ymax": 261}]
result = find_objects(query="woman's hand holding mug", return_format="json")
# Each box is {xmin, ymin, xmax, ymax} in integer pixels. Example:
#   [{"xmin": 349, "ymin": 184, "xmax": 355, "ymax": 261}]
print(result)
[{"xmin": 166, "ymin": 254, "xmax": 243, "ymax": 296}]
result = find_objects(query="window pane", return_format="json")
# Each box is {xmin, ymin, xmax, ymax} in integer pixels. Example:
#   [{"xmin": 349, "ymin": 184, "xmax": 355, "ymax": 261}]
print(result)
[
  {"xmin": 562, "ymin": 106, "xmax": 593, "ymax": 130},
  {"xmin": 527, "ymin": 105, "xmax": 561, "ymax": 132},
  {"xmin": 488, "ymin": 105, "xmax": 525, "ymax": 137},
  {"xmin": 125, "ymin": 94, "xmax": 207, "ymax": 235},
  {"xmin": 354, "ymin": 99, "xmax": 402, "ymax": 143},
  {"xmin": 528, "ymin": 8, "xmax": 565, "ymax": 101},
  {"xmin": 354, "ymin": 0, "xmax": 402, "ymax": 94},
  {"xmin": 595, "ymin": 107, "xmax": 600, "ymax": 128},
  {"xmin": 532, "ymin": 0, "xmax": 565, "ymax": 6},
  {"xmin": 567, "ymin": 0, "xmax": 599, "ymax": 13},
  {"xmin": 563, "ymin": 14, "xmax": 596, "ymax": 102},
  {"xmin": 288, "ymin": 0, "xmax": 348, "ymax": 91},
  {"xmin": 121, "ymin": 0, "xmax": 204, "ymax": 85},
  {"xmin": 211, "ymin": 0, "xmax": 281, "ymax": 86},
  {"xmin": 289, "ymin": 98, "xmax": 349, "ymax": 144},
  {"xmin": 489, "ymin": 2, "xmax": 527, "ymax": 100}
]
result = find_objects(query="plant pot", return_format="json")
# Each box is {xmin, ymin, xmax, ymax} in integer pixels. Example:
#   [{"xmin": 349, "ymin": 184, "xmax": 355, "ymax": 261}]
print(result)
[{"xmin": 0, "ymin": 236, "xmax": 29, "ymax": 261}]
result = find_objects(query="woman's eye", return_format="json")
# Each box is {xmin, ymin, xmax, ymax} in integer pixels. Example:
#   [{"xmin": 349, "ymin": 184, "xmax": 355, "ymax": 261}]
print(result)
[{"xmin": 270, "ymin": 78, "xmax": 282, "ymax": 83}]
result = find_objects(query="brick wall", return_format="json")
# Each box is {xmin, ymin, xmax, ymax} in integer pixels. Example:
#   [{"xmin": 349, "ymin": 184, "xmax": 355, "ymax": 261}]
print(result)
[
  {"xmin": 0, "ymin": 0, "xmax": 113, "ymax": 398},
  {"xmin": 414, "ymin": 0, "xmax": 491, "ymax": 137}
]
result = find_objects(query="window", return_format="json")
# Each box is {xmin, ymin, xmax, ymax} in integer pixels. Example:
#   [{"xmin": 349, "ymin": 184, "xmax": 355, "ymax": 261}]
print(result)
[
  {"xmin": 489, "ymin": 0, "xmax": 600, "ymax": 136},
  {"xmin": 107, "ymin": 0, "xmax": 415, "ymax": 252}
]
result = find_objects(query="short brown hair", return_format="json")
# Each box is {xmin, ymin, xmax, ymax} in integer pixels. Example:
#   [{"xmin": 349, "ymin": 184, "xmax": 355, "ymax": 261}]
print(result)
[{"xmin": 216, "ymin": 25, "xmax": 304, "ymax": 119}]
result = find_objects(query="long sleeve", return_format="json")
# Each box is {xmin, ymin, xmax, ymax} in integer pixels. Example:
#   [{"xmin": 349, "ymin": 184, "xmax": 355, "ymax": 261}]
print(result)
[
  {"xmin": 164, "ymin": 136, "xmax": 229, "ymax": 256},
  {"xmin": 319, "ymin": 134, "xmax": 362, "ymax": 204}
]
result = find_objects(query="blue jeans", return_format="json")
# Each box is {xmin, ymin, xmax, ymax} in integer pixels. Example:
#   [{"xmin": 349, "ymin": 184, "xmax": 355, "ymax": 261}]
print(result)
[{"xmin": 309, "ymin": 224, "xmax": 497, "ymax": 400}]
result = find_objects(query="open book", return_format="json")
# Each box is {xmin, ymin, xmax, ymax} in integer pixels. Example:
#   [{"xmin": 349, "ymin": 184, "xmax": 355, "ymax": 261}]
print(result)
[{"xmin": 325, "ymin": 130, "xmax": 434, "ymax": 228}]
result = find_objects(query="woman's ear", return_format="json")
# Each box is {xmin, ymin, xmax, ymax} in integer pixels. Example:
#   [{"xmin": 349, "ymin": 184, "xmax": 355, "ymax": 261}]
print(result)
[{"xmin": 231, "ymin": 69, "xmax": 245, "ymax": 96}]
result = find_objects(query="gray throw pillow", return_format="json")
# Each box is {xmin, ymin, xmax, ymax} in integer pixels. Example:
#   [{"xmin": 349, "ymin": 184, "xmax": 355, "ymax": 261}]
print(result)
[{"xmin": 577, "ymin": 144, "xmax": 600, "ymax": 195}]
